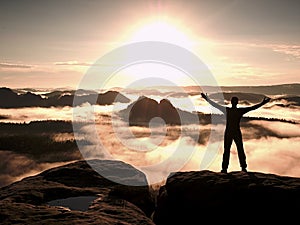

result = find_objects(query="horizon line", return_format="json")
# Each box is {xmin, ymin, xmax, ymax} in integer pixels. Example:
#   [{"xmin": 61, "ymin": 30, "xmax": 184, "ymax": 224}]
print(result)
[{"xmin": 2, "ymin": 82, "xmax": 300, "ymax": 90}]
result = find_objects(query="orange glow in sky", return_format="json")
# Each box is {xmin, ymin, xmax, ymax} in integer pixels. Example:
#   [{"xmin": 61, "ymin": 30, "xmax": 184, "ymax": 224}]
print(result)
[
  {"xmin": 127, "ymin": 20, "xmax": 195, "ymax": 49},
  {"xmin": 0, "ymin": 1, "xmax": 299, "ymax": 88}
]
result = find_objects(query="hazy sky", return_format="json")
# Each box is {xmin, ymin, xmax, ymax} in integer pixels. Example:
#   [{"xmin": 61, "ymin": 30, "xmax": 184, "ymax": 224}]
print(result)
[{"xmin": 0, "ymin": 0, "xmax": 299, "ymax": 88}]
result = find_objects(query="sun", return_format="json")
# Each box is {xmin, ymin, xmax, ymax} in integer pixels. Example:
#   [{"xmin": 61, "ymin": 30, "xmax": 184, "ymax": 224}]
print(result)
[
  {"xmin": 128, "ymin": 20, "xmax": 194, "ymax": 49},
  {"xmin": 97, "ymin": 19, "xmax": 202, "ymax": 89}
]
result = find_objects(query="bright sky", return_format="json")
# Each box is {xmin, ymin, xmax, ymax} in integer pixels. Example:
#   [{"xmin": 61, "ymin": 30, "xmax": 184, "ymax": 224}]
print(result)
[{"xmin": 0, "ymin": 0, "xmax": 299, "ymax": 89}]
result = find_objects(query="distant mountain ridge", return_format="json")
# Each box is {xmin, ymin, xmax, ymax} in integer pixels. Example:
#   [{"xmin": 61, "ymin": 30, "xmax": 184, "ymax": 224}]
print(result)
[
  {"xmin": 185, "ymin": 83, "xmax": 300, "ymax": 96},
  {"xmin": 120, "ymin": 83, "xmax": 300, "ymax": 96},
  {"xmin": 0, "ymin": 87, "xmax": 130, "ymax": 108}
]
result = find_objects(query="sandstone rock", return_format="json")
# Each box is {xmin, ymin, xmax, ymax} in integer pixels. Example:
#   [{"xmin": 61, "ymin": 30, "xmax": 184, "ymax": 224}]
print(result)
[
  {"xmin": 0, "ymin": 159, "xmax": 155, "ymax": 224},
  {"xmin": 120, "ymin": 96, "xmax": 198, "ymax": 126},
  {"xmin": 153, "ymin": 170, "xmax": 300, "ymax": 224}
]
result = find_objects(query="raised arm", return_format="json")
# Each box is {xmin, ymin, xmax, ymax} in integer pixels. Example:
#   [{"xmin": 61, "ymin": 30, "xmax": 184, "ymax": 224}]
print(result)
[
  {"xmin": 201, "ymin": 93, "xmax": 226, "ymax": 114},
  {"xmin": 242, "ymin": 96, "xmax": 271, "ymax": 113}
]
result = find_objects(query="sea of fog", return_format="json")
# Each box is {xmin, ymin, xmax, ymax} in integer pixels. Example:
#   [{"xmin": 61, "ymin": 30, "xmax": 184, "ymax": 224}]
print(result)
[
  {"xmin": 1, "ymin": 89, "xmax": 300, "ymax": 186},
  {"xmin": 0, "ymin": 91, "xmax": 299, "ymax": 123}
]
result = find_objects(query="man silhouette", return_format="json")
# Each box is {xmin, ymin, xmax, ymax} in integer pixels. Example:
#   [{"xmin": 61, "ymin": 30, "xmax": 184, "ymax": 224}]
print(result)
[{"xmin": 201, "ymin": 93, "xmax": 271, "ymax": 173}]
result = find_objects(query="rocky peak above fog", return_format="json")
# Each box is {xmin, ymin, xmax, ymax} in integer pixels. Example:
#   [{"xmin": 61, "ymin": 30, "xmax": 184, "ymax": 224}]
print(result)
[
  {"xmin": 153, "ymin": 170, "xmax": 300, "ymax": 224},
  {"xmin": 119, "ymin": 96, "xmax": 199, "ymax": 126},
  {"xmin": 0, "ymin": 159, "xmax": 155, "ymax": 224}
]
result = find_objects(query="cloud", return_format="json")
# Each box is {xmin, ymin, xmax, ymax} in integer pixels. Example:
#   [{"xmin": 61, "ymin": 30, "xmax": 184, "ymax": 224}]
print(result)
[
  {"xmin": 0, "ymin": 107, "xmax": 73, "ymax": 123},
  {"xmin": 1, "ymin": 103, "xmax": 300, "ymax": 187},
  {"xmin": 94, "ymin": 114, "xmax": 300, "ymax": 180},
  {"xmin": 246, "ymin": 104, "xmax": 300, "ymax": 123},
  {"xmin": 180, "ymin": 136, "xmax": 300, "ymax": 179},
  {"xmin": 54, "ymin": 61, "xmax": 92, "ymax": 66},
  {"xmin": 267, "ymin": 44, "xmax": 300, "ymax": 59},
  {"xmin": 243, "ymin": 137, "xmax": 300, "ymax": 177},
  {"xmin": 0, "ymin": 62, "xmax": 32, "ymax": 69},
  {"xmin": 249, "ymin": 120, "xmax": 300, "ymax": 138},
  {"xmin": 223, "ymin": 42, "xmax": 300, "ymax": 60},
  {"xmin": 0, "ymin": 150, "xmax": 73, "ymax": 187},
  {"xmin": 54, "ymin": 61, "xmax": 121, "ymax": 68},
  {"xmin": 208, "ymin": 40, "xmax": 300, "ymax": 85}
]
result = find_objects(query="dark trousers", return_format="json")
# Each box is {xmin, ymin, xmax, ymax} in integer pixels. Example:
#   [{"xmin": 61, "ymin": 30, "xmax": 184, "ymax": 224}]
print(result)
[{"xmin": 222, "ymin": 129, "xmax": 247, "ymax": 170}]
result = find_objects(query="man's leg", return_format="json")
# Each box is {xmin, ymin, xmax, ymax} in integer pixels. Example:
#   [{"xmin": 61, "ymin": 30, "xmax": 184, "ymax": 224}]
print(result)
[
  {"xmin": 234, "ymin": 132, "xmax": 247, "ymax": 171},
  {"xmin": 222, "ymin": 132, "xmax": 232, "ymax": 172}
]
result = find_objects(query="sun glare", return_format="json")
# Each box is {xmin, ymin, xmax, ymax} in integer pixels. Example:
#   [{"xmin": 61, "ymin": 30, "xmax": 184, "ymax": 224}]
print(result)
[
  {"xmin": 93, "ymin": 19, "xmax": 214, "ymax": 89},
  {"xmin": 102, "ymin": 62, "xmax": 198, "ymax": 89},
  {"xmin": 128, "ymin": 21, "xmax": 194, "ymax": 49}
]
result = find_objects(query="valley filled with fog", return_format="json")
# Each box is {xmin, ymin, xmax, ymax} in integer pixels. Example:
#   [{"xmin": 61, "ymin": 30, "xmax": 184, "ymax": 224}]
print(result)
[{"xmin": 0, "ymin": 84, "xmax": 299, "ymax": 186}]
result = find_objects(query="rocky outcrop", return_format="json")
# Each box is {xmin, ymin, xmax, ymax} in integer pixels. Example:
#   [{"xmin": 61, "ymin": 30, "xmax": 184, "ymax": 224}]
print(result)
[
  {"xmin": 127, "ymin": 97, "xmax": 181, "ymax": 126},
  {"xmin": 2, "ymin": 159, "xmax": 300, "ymax": 224},
  {"xmin": 153, "ymin": 170, "xmax": 300, "ymax": 224},
  {"xmin": 119, "ymin": 96, "xmax": 198, "ymax": 126},
  {"xmin": 0, "ymin": 159, "xmax": 155, "ymax": 224}
]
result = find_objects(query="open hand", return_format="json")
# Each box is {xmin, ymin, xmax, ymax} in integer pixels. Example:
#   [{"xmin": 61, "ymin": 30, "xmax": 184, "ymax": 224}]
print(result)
[
  {"xmin": 262, "ymin": 96, "xmax": 271, "ymax": 104},
  {"xmin": 201, "ymin": 93, "xmax": 208, "ymax": 100}
]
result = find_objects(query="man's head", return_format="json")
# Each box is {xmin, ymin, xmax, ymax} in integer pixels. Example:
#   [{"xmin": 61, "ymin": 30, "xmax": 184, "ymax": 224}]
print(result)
[{"xmin": 231, "ymin": 96, "xmax": 239, "ymax": 107}]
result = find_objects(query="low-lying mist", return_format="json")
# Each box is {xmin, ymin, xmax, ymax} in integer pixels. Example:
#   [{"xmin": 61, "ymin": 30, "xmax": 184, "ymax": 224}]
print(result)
[
  {"xmin": 0, "ymin": 87, "xmax": 299, "ymax": 186},
  {"xmin": 73, "ymin": 113, "xmax": 300, "ymax": 184}
]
